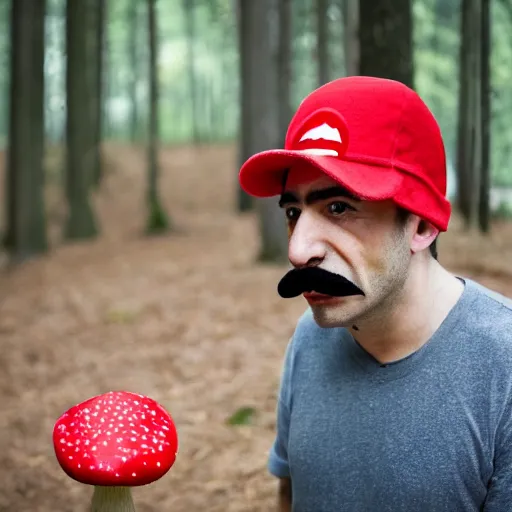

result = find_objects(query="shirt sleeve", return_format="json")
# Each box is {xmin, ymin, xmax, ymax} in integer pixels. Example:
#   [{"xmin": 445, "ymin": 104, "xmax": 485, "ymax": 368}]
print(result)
[
  {"xmin": 268, "ymin": 338, "xmax": 296, "ymax": 479},
  {"xmin": 483, "ymin": 399, "xmax": 512, "ymax": 510}
]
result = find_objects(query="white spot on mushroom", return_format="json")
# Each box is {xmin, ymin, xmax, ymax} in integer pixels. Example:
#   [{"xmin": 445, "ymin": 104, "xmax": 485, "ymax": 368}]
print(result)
[
  {"xmin": 68, "ymin": 455, "xmax": 73, "ymax": 460},
  {"xmin": 157, "ymin": 462, "xmax": 161, "ymax": 467},
  {"xmin": 132, "ymin": 472, "xmax": 137, "ymax": 477}
]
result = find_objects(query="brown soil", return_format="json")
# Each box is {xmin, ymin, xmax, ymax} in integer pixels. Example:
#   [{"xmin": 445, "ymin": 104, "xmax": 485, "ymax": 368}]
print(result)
[{"xmin": 1, "ymin": 143, "xmax": 511, "ymax": 511}]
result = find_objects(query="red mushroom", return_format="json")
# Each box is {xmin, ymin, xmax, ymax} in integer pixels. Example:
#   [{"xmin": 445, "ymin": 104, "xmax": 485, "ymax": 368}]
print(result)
[{"xmin": 53, "ymin": 391, "xmax": 178, "ymax": 511}]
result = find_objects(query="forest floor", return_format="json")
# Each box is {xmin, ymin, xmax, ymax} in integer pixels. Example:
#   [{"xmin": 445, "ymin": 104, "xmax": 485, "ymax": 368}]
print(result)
[{"xmin": 1, "ymin": 143, "xmax": 512, "ymax": 512}]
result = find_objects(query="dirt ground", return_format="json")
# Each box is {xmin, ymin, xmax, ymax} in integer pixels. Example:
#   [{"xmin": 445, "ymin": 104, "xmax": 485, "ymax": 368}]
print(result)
[{"xmin": 1, "ymin": 143, "xmax": 512, "ymax": 512}]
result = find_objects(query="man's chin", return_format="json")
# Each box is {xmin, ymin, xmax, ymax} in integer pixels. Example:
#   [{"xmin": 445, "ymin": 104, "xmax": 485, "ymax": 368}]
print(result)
[{"xmin": 308, "ymin": 299, "xmax": 356, "ymax": 329}]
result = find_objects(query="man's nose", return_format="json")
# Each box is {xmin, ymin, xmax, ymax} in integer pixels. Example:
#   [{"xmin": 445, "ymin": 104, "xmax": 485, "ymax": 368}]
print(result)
[{"xmin": 288, "ymin": 212, "xmax": 326, "ymax": 268}]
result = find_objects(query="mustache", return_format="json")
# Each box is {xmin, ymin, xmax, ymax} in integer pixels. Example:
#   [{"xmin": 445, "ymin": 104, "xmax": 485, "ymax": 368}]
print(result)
[{"xmin": 277, "ymin": 266, "xmax": 365, "ymax": 299}]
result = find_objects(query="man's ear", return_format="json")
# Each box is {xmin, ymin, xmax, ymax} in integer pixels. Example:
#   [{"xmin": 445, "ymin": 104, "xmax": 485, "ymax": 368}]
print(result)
[{"xmin": 410, "ymin": 218, "xmax": 439, "ymax": 254}]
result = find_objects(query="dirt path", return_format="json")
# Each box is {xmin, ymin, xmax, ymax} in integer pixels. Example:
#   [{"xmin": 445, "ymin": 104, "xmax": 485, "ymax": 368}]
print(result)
[{"xmin": 1, "ymin": 143, "xmax": 511, "ymax": 511}]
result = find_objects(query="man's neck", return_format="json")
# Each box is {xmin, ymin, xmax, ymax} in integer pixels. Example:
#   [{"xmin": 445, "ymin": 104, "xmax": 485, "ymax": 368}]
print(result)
[{"xmin": 347, "ymin": 260, "xmax": 465, "ymax": 365}]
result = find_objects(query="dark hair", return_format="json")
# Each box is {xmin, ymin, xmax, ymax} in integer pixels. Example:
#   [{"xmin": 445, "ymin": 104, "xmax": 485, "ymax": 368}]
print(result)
[{"xmin": 396, "ymin": 207, "xmax": 438, "ymax": 260}]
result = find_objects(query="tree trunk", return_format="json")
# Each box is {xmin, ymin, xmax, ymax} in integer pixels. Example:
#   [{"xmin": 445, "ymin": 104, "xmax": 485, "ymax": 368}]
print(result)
[
  {"xmin": 183, "ymin": 0, "xmax": 200, "ymax": 144},
  {"xmin": 128, "ymin": 1, "xmax": 139, "ymax": 143},
  {"xmin": 146, "ymin": 0, "xmax": 170, "ymax": 234},
  {"xmin": 92, "ymin": 0, "xmax": 105, "ymax": 188},
  {"xmin": 278, "ymin": 0, "xmax": 293, "ymax": 144},
  {"xmin": 479, "ymin": 0, "xmax": 491, "ymax": 233},
  {"xmin": 65, "ymin": 0, "xmax": 98, "ymax": 240},
  {"xmin": 342, "ymin": 0, "xmax": 360, "ymax": 76},
  {"xmin": 456, "ymin": 0, "xmax": 488, "ymax": 231},
  {"xmin": 358, "ymin": 0, "xmax": 414, "ymax": 88},
  {"xmin": 236, "ymin": 0, "xmax": 253, "ymax": 212},
  {"xmin": 456, "ymin": 0, "xmax": 471, "ymax": 221},
  {"xmin": 5, "ymin": 0, "xmax": 47, "ymax": 261},
  {"xmin": 239, "ymin": 0, "xmax": 288, "ymax": 263},
  {"xmin": 317, "ymin": 0, "xmax": 329, "ymax": 85}
]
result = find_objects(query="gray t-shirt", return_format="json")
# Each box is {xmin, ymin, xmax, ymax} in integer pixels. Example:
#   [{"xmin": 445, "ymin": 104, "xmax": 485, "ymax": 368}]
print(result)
[{"xmin": 268, "ymin": 278, "xmax": 512, "ymax": 511}]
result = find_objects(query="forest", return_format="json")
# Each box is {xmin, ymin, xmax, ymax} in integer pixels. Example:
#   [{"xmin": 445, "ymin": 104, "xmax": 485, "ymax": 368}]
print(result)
[{"xmin": 1, "ymin": 0, "xmax": 512, "ymax": 511}]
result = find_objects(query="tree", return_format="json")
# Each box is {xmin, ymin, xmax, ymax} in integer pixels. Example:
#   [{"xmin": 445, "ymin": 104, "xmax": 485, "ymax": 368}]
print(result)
[
  {"xmin": 278, "ymin": 0, "xmax": 293, "ymax": 143},
  {"xmin": 146, "ymin": 0, "xmax": 171, "ymax": 234},
  {"xmin": 92, "ymin": 0, "xmax": 105, "ymax": 187},
  {"xmin": 4, "ymin": 0, "xmax": 47, "ymax": 261},
  {"xmin": 358, "ymin": 0, "xmax": 414, "ymax": 88},
  {"xmin": 317, "ymin": 0, "xmax": 329, "ymax": 85},
  {"xmin": 183, "ymin": 0, "xmax": 200, "ymax": 144},
  {"xmin": 479, "ymin": 0, "xmax": 491, "ymax": 232},
  {"xmin": 343, "ymin": 0, "xmax": 360, "ymax": 76},
  {"xmin": 236, "ymin": 0, "xmax": 254, "ymax": 212},
  {"xmin": 128, "ymin": 1, "xmax": 140, "ymax": 143},
  {"xmin": 238, "ymin": 0, "xmax": 289, "ymax": 263},
  {"xmin": 456, "ymin": 0, "xmax": 491, "ymax": 231},
  {"xmin": 65, "ymin": 0, "xmax": 99, "ymax": 240}
]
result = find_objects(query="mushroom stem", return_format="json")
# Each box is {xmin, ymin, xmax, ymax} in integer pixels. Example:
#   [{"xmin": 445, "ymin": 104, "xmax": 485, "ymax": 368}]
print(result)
[{"xmin": 90, "ymin": 486, "xmax": 136, "ymax": 512}]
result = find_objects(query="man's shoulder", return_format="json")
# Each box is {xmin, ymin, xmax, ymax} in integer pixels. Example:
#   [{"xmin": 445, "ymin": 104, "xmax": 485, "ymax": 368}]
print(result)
[
  {"xmin": 463, "ymin": 278, "xmax": 512, "ymax": 327},
  {"xmin": 460, "ymin": 278, "xmax": 512, "ymax": 359},
  {"xmin": 466, "ymin": 277, "xmax": 512, "ymax": 308}
]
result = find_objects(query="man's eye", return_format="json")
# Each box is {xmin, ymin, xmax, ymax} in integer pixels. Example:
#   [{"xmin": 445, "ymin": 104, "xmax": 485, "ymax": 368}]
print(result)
[
  {"xmin": 285, "ymin": 207, "xmax": 300, "ymax": 221},
  {"xmin": 327, "ymin": 201, "xmax": 352, "ymax": 216}
]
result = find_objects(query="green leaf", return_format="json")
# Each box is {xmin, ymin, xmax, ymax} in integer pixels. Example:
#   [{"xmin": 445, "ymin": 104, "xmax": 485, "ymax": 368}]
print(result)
[{"xmin": 226, "ymin": 406, "xmax": 257, "ymax": 426}]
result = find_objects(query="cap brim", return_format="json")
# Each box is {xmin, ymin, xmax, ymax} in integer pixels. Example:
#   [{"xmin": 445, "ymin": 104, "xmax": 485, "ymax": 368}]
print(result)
[{"xmin": 238, "ymin": 149, "xmax": 403, "ymax": 200}]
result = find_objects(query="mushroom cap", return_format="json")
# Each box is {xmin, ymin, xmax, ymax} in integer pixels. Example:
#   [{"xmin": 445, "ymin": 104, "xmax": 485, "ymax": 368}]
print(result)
[{"xmin": 53, "ymin": 391, "xmax": 178, "ymax": 486}]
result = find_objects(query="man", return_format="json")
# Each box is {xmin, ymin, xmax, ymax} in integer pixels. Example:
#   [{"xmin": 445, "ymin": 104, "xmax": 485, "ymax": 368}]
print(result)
[{"xmin": 238, "ymin": 76, "xmax": 512, "ymax": 511}]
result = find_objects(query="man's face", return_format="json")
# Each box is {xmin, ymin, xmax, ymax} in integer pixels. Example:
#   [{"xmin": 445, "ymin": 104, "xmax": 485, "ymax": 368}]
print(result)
[{"xmin": 278, "ymin": 165, "xmax": 412, "ymax": 328}]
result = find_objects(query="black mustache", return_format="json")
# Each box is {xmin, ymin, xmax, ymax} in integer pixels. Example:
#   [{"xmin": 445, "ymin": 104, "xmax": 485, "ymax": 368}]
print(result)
[{"xmin": 277, "ymin": 266, "xmax": 365, "ymax": 299}]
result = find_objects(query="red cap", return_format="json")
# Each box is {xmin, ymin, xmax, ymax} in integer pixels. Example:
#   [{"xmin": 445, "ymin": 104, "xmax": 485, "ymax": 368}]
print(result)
[
  {"xmin": 53, "ymin": 391, "xmax": 178, "ymax": 487},
  {"xmin": 238, "ymin": 76, "xmax": 451, "ymax": 231}
]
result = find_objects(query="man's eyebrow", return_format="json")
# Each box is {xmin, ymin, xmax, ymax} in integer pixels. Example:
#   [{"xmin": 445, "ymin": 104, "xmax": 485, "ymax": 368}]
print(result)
[
  {"xmin": 278, "ymin": 186, "xmax": 360, "ymax": 207},
  {"xmin": 278, "ymin": 192, "xmax": 299, "ymax": 207}
]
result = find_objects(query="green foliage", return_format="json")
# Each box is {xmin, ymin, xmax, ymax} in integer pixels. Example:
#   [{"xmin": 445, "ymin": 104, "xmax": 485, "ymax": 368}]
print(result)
[{"xmin": 226, "ymin": 406, "xmax": 257, "ymax": 426}]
